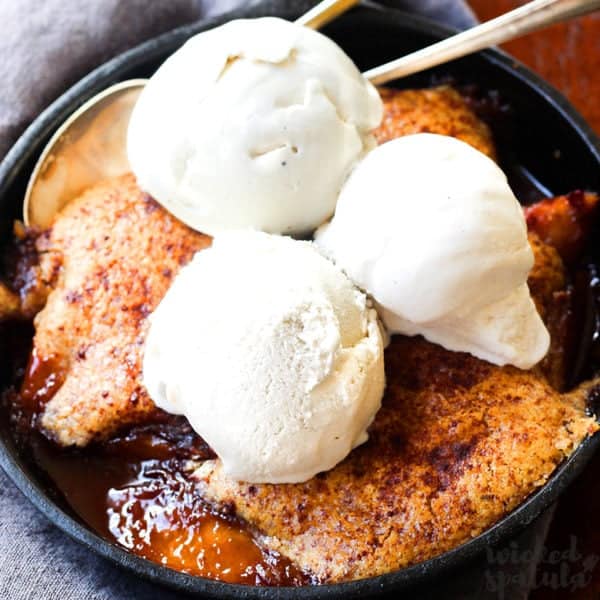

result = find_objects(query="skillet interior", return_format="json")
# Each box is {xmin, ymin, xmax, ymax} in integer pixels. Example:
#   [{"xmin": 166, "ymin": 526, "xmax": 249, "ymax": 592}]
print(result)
[{"xmin": 0, "ymin": 3, "xmax": 599, "ymax": 598}]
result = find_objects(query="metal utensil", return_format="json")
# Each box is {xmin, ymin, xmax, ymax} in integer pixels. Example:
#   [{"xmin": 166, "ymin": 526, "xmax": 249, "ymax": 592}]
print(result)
[
  {"xmin": 23, "ymin": 80, "xmax": 145, "ymax": 228},
  {"xmin": 22, "ymin": 0, "xmax": 360, "ymax": 227},
  {"xmin": 25, "ymin": 0, "xmax": 599, "ymax": 227},
  {"xmin": 365, "ymin": 0, "xmax": 600, "ymax": 85},
  {"xmin": 296, "ymin": 0, "xmax": 359, "ymax": 28}
]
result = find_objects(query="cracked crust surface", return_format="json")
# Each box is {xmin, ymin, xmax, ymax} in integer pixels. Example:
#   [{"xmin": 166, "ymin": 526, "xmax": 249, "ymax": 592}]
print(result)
[
  {"xmin": 33, "ymin": 173, "xmax": 210, "ymax": 445},
  {"xmin": 375, "ymin": 86, "xmax": 497, "ymax": 160},
  {"xmin": 195, "ymin": 250, "xmax": 598, "ymax": 580},
  {"xmin": 8, "ymin": 86, "xmax": 598, "ymax": 583},
  {"xmin": 196, "ymin": 371, "xmax": 596, "ymax": 582}
]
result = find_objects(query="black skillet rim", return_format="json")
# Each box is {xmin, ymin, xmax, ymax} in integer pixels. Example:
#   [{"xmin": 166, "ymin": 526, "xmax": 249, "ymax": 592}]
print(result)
[{"xmin": 0, "ymin": 3, "xmax": 599, "ymax": 598}]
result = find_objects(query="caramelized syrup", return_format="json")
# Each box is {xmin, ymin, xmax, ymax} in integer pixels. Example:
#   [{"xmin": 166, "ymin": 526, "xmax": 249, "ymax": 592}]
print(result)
[
  {"xmin": 20, "ymin": 348, "xmax": 63, "ymax": 413},
  {"xmin": 25, "ymin": 421, "xmax": 311, "ymax": 586},
  {"xmin": 2, "ymin": 322, "xmax": 311, "ymax": 586}
]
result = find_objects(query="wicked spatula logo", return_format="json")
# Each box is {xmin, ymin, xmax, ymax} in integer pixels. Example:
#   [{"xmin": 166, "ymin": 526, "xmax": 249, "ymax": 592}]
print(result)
[{"xmin": 485, "ymin": 536, "xmax": 599, "ymax": 599}]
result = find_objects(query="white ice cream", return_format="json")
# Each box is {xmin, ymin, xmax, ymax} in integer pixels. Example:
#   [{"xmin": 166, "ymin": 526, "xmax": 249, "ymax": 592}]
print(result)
[
  {"xmin": 316, "ymin": 133, "xmax": 550, "ymax": 369},
  {"xmin": 143, "ymin": 231, "xmax": 385, "ymax": 483},
  {"xmin": 128, "ymin": 17, "xmax": 382, "ymax": 236}
]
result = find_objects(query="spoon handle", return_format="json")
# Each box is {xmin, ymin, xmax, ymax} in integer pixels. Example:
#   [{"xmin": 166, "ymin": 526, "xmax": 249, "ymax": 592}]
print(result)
[
  {"xmin": 364, "ymin": 0, "xmax": 600, "ymax": 85},
  {"xmin": 296, "ymin": 0, "xmax": 360, "ymax": 29}
]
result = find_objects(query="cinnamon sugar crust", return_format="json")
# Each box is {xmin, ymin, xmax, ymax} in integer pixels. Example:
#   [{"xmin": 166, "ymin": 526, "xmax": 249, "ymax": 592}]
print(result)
[
  {"xmin": 2, "ymin": 86, "xmax": 597, "ymax": 583},
  {"xmin": 33, "ymin": 174, "xmax": 210, "ymax": 445}
]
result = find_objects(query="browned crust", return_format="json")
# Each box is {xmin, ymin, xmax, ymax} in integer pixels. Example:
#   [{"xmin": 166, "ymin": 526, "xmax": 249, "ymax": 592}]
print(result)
[
  {"xmin": 191, "ymin": 89, "xmax": 598, "ymax": 582},
  {"xmin": 197, "ymin": 297, "xmax": 597, "ymax": 583},
  {"xmin": 375, "ymin": 86, "xmax": 497, "ymax": 160},
  {"xmin": 527, "ymin": 232, "xmax": 571, "ymax": 390},
  {"xmin": 33, "ymin": 173, "xmax": 210, "ymax": 446},
  {"xmin": 8, "ymin": 87, "xmax": 598, "ymax": 583}
]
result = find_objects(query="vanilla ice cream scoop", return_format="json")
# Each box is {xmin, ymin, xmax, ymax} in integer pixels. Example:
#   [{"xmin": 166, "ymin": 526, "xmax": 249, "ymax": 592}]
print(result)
[
  {"xmin": 316, "ymin": 133, "xmax": 549, "ymax": 369},
  {"xmin": 143, "ymin": 231, "xmax": 385, "ymax": 483},
  {"xmin": 128, "ymin": 17, "xmax": 382, "ymax": 236}
]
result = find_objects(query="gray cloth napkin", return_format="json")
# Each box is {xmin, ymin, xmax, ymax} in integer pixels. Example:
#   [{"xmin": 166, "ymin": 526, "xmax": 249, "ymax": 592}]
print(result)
[{"xmin": 0, "ymin": 1, "xmax": 547, "ymax": 599}]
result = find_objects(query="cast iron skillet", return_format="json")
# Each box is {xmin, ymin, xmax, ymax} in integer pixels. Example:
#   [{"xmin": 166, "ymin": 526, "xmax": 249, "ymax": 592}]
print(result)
[{"xmin": 1, "ymin": 2, "xmax": 599, "ymax": 598}]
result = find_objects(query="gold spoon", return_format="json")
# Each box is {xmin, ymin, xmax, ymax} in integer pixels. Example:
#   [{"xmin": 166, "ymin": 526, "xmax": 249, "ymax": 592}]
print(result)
[
  {"xmin": 24, "ymin": 0, "xmax": 600, "ymax": 227},
  {"xmin": 24, "ymin": 80, "xmax": 145, "ymax": 228},
  {"xmin": 23, "ymin": 0, "xmax": 360, "ymax": 228},
  {"xmin": 364, "ymin": 0, "xmax": 600, "ymax": 85}
]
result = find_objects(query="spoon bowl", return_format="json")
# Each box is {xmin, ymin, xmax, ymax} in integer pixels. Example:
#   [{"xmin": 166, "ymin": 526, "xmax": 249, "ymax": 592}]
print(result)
[{"xmin": 23, "ymin": 79, "xmax": 145, "ymax": 228}]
